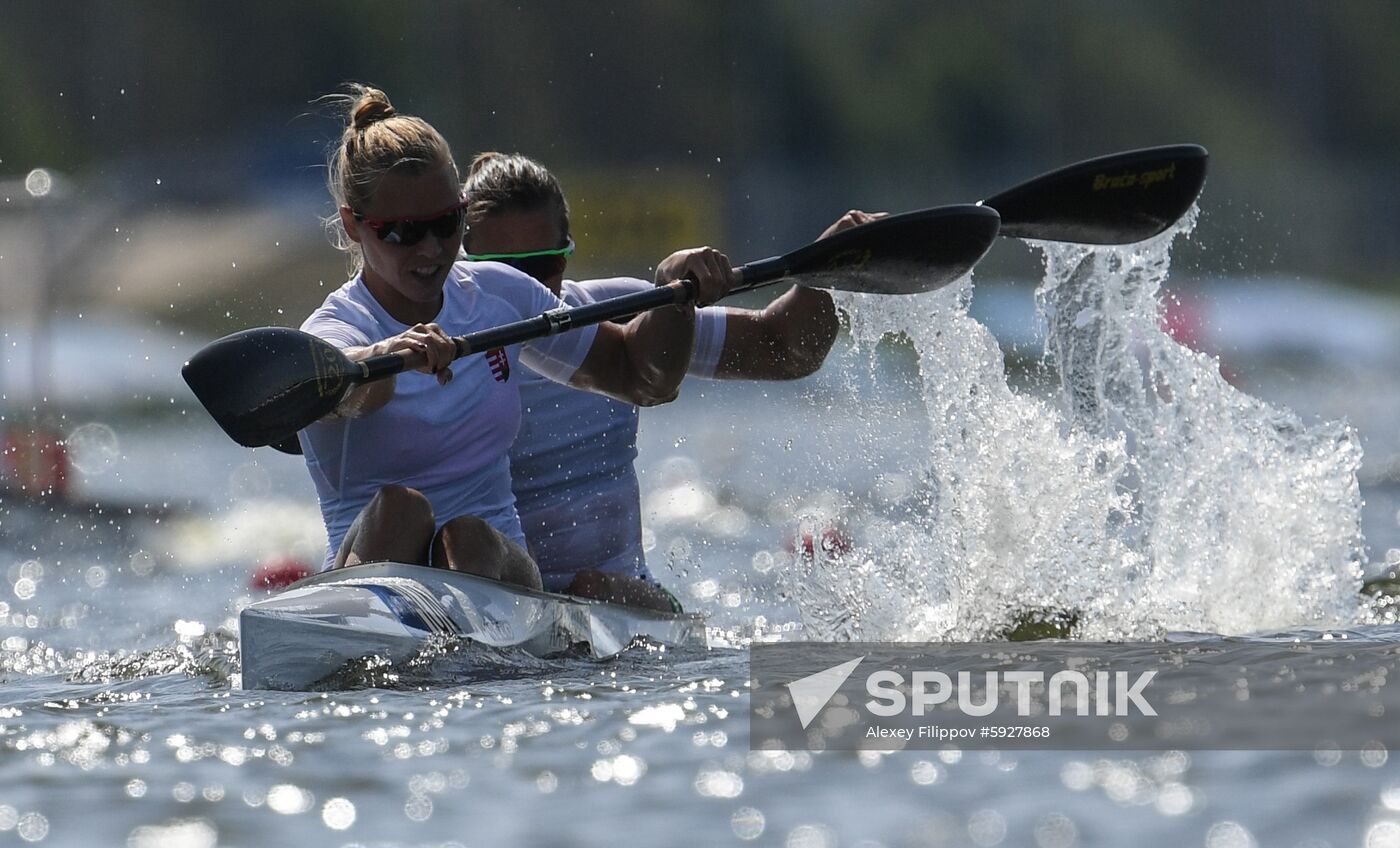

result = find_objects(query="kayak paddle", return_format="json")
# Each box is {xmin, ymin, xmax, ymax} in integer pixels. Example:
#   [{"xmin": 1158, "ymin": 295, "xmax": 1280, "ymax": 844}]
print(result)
[
  {"xmin": 183, "ymin": 204, "xmax": 1001, "ymax": 449},
  {"xmin": 981, "ymin": 144, "xmax": 1208, "ymax": 244}
]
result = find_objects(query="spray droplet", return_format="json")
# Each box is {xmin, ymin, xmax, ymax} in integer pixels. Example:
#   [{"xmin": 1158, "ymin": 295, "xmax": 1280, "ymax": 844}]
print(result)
[{"xmin": 24, "ymin": 169, "xmax": 52, "ymax": 198}]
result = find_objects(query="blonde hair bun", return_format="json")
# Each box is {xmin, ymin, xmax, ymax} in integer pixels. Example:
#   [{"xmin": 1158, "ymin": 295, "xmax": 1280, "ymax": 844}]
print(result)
[{"xmin": 350, "ymin": 87, "xmax": 396, "ymax": 132}]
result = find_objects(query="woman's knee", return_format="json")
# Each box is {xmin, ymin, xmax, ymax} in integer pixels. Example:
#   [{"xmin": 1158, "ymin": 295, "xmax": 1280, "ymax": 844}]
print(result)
[
  {"xmin": 435, "ymin": 517, "xmax": 540, "ymax": 589},
  {"xmin": 566, "ymin": 568, "xmax": 608, "ymax": 597},
  {"xmin": 437, "ymin": 514, "xmax": 499, "ymax": 550},
  {"xmin": 366, "ymin": 485, "xmax": 435, "ymax": 536},
  {"xmin": 336, "ymin": 485, "xmax": 436, "ymax": 569},
  {"xmin": 564, "ymin": 569, "xmax": 676, "ymax": 612}
]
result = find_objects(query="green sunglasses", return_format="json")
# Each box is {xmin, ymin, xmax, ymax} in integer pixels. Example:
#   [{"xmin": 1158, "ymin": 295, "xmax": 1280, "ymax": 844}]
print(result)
[
  {"xmin": 464, "ymin": 236, "xmax": 576, "ymax": 283},
  {"xmin": 464, "ymin": 236, "xmax": 573, "ymax": 261}
]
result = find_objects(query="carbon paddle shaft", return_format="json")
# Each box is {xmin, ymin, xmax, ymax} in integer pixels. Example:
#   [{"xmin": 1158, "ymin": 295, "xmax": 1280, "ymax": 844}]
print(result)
[
  {"xmin": 353, "ymin": 251, "xmax": 789, "ymax": 373},
  {"xmin": 458, "ymin": 278, "xmax": 701, "ymax": 355},
  {"xmin": 449, "ymin": 252, "xmax": 810, "ymax": 354},
  {"xmin": 356, "ymin": 204, "xmax": 1000, "ymax": 375},
  {"xmin": 348, "ymin": 279, "xmax": 701, "ymax": 378}
]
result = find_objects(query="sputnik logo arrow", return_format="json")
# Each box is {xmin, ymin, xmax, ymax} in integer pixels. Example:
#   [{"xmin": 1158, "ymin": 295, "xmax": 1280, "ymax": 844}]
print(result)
[{"xmin": 785, "ymin": 656, "xmax": 865, "ymax": 729}]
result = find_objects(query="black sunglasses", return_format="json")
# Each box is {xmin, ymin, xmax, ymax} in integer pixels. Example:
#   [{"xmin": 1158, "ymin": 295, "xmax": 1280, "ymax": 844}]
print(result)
[{"xmin": 354, "ymin": 199, "xmax": 467, "ymax": 247}]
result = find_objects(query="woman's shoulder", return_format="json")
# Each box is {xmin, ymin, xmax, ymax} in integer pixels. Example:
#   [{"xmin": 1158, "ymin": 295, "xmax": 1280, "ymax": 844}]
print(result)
[
  {"xmin": 304, "ymin": 277, "xmax": 369, "ymax": 322},
  {"xmin": 451, "ymin": 260, "xmax": 560, "ymax": 311},
  {"xmin": 301, "ymin": 276, "xmax": 377, "ymax": 343},
  {"xmin": 449, "ymin": 259, "xmax": 532, "ymax": 294}
]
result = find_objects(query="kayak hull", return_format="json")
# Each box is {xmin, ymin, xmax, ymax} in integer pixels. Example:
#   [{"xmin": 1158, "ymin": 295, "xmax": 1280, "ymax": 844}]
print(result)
[{"xmin": 239, "ymin": 561, "xmax": 706, "ymax": 690}]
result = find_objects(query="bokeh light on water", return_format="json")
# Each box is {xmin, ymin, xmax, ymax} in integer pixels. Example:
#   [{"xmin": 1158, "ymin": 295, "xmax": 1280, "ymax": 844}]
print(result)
[
  {"xmin": 23, "ymin": 168, "xmax": 52, "ymax": 198},
  {"xmin": 64, "ymin": 422, "xmax": 119, "ymax": 475},
  {"xmin": 126, "ymin": 819, "xmax": 217, "ymax": 848}
]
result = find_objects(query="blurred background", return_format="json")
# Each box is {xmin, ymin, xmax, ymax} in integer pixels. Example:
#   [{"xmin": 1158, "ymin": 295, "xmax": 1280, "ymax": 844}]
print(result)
[
  {"xmin": 5, "ymin": 0, "xmax": 1399, "ymax": 328},
  {"xmin": 4, "ymin": 0, "xmax": 1400, "ymax": 557},
  {"xmin": 6, "ymin": 8, "xmax": 1400, "ymax": 845}
]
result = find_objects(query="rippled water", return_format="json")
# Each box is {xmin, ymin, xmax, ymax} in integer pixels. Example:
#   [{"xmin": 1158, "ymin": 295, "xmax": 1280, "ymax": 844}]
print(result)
[
  {"xmin": 7, "ymin": 212, "xmax": 1400, "ymax": 845},
  {"xmin": 7, "ymin": 598, "xmax": 1400, "ymax": 848}
]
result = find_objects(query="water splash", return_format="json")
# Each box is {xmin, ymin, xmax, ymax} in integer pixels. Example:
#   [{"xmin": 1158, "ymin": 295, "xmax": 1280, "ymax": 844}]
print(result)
[
  {"xmin": 1035, "ymin": 209, "xmax": 1364, "ymax": 634},
  {"xmin": 798, "ymin": 209, "xmax": 1365, "ymax": 640}
]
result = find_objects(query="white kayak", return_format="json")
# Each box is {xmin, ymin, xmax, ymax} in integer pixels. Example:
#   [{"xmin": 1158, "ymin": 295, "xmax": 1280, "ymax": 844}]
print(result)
[{"xmin": 239, "ymin": 561, "xmax": 707, "ymax": 691}]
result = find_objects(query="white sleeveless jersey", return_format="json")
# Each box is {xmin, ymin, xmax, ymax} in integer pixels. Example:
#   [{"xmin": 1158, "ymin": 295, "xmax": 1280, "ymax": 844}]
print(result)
[
  {"xmin": 299, "ymin": 261, "xmax": 597, "ymax": 569},
  {"xmin": 508, "ymin": 277, "xmax": 726, "ymax": 589}
]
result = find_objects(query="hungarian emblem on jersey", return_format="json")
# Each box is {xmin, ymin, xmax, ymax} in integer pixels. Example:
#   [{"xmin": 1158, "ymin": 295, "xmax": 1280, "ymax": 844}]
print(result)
[{"xmin": 486, "ymin": 347, "xmax": 510, "ymax": 383}]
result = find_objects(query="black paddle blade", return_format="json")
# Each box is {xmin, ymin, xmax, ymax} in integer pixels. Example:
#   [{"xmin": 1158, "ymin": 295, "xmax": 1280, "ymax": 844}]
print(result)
[
  {"xmin": 743, "ymin": 204, "xmax": 1000, "ymax": 295},
  {"xmin": 983, "ymin": 144, "xmax": 1208, "ymax": 244},
  {"xmin": 270, "ymin": 434, "xmax": 305, "ymax": 456},
  {"xmin": 182, "ymin": 327, "xmax": 358, "ymax": 448}
]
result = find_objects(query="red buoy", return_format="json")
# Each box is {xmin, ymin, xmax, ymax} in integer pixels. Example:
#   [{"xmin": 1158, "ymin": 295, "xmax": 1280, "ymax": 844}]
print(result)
[{"xmin": 248, "ymin": 556, "xmax": 313, "ymax": 591}]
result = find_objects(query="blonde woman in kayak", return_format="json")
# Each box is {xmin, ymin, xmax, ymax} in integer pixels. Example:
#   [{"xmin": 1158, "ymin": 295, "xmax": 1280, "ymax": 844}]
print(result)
[
  {"xmin": 463, "ymin": 152, "xmax": 879, "ymax": 611},
  {"xmin": 299, "ymin": 86, "xmax": 736, "ymax": 592}
]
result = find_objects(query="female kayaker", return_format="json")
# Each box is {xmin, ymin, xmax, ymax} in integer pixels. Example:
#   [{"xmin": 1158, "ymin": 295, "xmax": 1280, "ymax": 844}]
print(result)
[
  {"xmin": 462, "ymin": 151, "xmax": 878, "ymax": 610},
  {"xmin": 299, "ymin": 86, "xmax": 735, "ymax": 591}
]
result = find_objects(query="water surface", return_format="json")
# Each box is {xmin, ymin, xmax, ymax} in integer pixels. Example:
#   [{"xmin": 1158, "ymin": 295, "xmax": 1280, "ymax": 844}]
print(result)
[{"xmin": 4, "ymin": 212, "xmax": 1400, "ymax": 846}]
